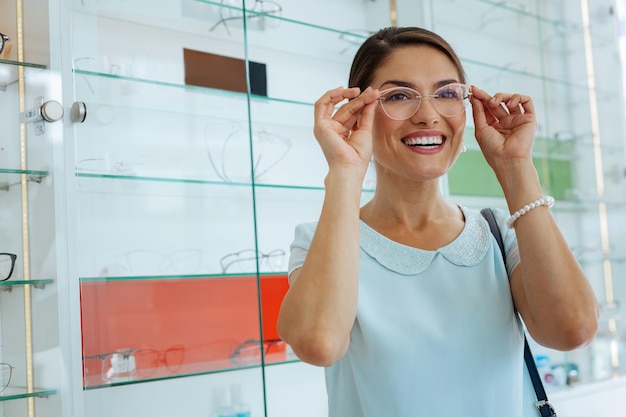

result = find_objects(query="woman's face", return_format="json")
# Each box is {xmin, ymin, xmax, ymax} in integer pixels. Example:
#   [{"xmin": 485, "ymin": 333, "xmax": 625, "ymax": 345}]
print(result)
[{"xmin": 369, "ymin": 45, "xmax": 467, "ymax": 183}]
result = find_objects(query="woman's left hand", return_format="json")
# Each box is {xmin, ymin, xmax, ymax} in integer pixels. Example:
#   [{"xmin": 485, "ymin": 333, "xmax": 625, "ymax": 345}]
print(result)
[{"xmin": 469, "ymin": 85, "xmax": 537, "ymax": 173}]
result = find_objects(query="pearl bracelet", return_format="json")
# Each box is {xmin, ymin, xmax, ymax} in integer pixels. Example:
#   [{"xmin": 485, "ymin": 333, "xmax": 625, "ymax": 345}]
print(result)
[{"xmin": 506, "ymin": 196, "xmax": 555, "ymax": 229}]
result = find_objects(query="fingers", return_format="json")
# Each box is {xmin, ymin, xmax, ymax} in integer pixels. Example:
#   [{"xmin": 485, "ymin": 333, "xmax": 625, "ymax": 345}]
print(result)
[
  {"xmin": 314, "ymin": 86, "xmax": 380, "ymax": 134},
  {"xmin": 470, "ymin": 86, "xmax": 534, "ymax": 122},
  {"xmin": 314, "ymin": 86, "xmax": 361, "ymax": 124},
  {"xmin": 470, "ymin": 86, "xmax": 497, "ymax": 129}
]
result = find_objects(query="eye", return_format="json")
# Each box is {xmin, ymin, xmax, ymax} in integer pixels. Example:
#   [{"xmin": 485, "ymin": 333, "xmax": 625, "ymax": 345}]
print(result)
[
  {"xmin": 380, "ymin": 88, "xmax": 417, "ymax": 103},
  {"xmin": 435, "ymin": 84, "xmax": 464, "ymax": 100}
]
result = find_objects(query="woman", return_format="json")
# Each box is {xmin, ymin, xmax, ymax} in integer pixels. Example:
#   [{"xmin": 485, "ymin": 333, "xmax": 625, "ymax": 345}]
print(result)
[{"xmin": 277, "ymin": 26, "xmax": 598, "ymax": 416}]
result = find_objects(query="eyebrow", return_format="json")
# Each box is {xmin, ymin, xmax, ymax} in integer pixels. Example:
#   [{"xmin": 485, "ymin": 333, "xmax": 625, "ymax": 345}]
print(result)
[{"xmin": 380, "ymin": 78, "xmax": 460, "ymax": 91}]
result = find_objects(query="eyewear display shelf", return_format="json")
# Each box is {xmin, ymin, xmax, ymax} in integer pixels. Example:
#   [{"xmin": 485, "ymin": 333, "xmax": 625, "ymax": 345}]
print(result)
[
  {"xmin": 428, "ymin": 0, "xmax": 626, "ymax": 392},
  {"xmin": 67, "ymin": 0, "xmax": 375, "ymax": 416},
  {"xmin": 0, "ymin": 59, "xmax": 60, "ymax": 416}
]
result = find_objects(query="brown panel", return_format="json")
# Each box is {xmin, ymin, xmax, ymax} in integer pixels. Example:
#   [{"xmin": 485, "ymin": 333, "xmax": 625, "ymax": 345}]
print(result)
[{"xmin": 183, "ymin": 48, "xmax": 248, "ymax": 93}]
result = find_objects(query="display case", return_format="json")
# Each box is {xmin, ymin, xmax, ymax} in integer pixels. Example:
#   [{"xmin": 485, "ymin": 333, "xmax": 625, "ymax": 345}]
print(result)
[
  {"xmin": 61, "ymin": 0, "xmax": 384, "ymax": 416},
  {"xmin": 411, "ymin": 0, "xmax": 626, "ymax": 392}
]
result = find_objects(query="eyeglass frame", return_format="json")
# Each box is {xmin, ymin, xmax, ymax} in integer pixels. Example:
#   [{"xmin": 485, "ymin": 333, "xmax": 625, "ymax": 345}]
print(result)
[
  {"xmin": 376, "ymin": 83, "xmax": 472, "ymax": 120},
  {"xmin": 0, "ymin": 33, "xmax": 10, "ymax": 57},
  {"xmin": 133, "ymin": 345, "xmax": 185, "ymax": 377},
  {"xmin": 0, "ymin": 362, "xmax": 15, "ymax": 394},
  {"xmin": 209, "ymin": 0, "xmax": 283, "ymax": 34},
  {"xmin": 83, "ymin": 345, "xmax": 185, "ymax": 381},
  {"xmin": 230, "ymin": 338, "xmax": 284, "ymax": 366},
  {"xmin": 0, "ymin": 253, "xmax": 17, "ymax": 281},
  {"xmin": 219, "ymin": 248, "xmax": 286, "ymax": 274}
]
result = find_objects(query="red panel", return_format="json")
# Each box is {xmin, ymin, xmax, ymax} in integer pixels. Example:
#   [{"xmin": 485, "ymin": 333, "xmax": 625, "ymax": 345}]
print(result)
[{"xmin": 80, "ymin": 274, "xmax": 288, "ymax": 387}]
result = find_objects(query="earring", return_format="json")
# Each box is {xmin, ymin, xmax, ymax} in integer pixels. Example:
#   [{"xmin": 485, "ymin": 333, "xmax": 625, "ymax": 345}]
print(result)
[{"xmin": 462, "ymin": 145, "xmax": 467, "ymax": 153}]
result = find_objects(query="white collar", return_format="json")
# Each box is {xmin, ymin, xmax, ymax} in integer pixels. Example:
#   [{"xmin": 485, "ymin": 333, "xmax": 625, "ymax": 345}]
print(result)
[{"xmin": 359, "ymin": 206, "xmax": 490, "ymax": 275}]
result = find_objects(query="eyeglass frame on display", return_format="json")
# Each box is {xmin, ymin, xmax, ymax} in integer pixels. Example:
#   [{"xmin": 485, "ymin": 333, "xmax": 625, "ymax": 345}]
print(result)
[
  {"xmin": 219, "ymin": 248, "xmax": 286, "ymax": 274},
  {"xmin": 205, "ymin": 123, "xmax": 292, "ymax": 183},
  {"xmin": 132, "ymin": 345, "xmax": 185, "ymax": 378},
  {"xmin": 98, "ymin": 248, "xmax": 203, "ymax": 277},
  {"xmin": 0, "ymin": 33, "xmax": 11, "ymax": 60},
  {"xmin": 0, "ymin": 253, "xmax": 17, "ymax": 281},
  {"xmin": 377, "ymin": 83, "xmax": 472, "ymax": 120},
  {"xmin": 0, "ymin": 362, "xmax": 15, "ymax": 394},
  {"xmin": 229, "ymin": 338, "xmax": 284, "ymax": 366},
  {"xmin": 83, "ymin": 345, "xmax": 185, "ymax": 382},
  {"xmin": 209, "ymin": 0, "xmax": 283, "ymax": 34}
]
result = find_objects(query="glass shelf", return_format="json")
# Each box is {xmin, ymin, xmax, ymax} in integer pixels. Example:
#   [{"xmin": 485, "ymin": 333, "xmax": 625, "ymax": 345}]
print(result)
[
  {"xmin": 82, "ymin": 353, "xmax": 300, "ymax": 391},
  {"xmin": 0, "ymin": 169, "xmax": 50, "ymax": 191},
  {"xmin": 0, "ymin": 59, "xmax": 47, "ymax": 91},
  {"xmin": 76, "ymin": 171, "xmax": 328, "ymax": 191},
  {"xmin": 75, "ymin": 172, "xmax": 381, "ymax": 198},
  {"xmin": 79, "ymin": 271, "xmax": 285, "ymax": 282},
  {"xmin": 0, "ymin": 387, "xmax": 57, "ymax": 401},
  {"xmin": 73, "ymin": 69, "xmax": 312, "ymax": 111},
  {"xmin": 0, "ymin": 168, "xmax": 49, "ymax": 176},
  {"xmin": 72, "ymin": 69, "xmax": 314, "ymax": 129},
  {"xmin": 0, "ymin": 279, "xmax": 54, "ymax": 290}
]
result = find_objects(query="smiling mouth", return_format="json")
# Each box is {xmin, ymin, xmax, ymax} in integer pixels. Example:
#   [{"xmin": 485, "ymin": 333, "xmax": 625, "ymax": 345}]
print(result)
[{"xmin": 401, "ymin": 136, "xmax": 445, "ymax": 149}]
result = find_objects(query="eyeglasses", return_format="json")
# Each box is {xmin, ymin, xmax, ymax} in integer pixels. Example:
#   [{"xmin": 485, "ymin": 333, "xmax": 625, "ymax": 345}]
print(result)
[
  {"xmin": 133, "ymin": 345, "xmax": 185, "ymax": 378},
  {"xmin": 99, "ymin": 249, "xmax": 202, "ymax": 277},
  {"xmin": 84, "ymin": 345, "xmax": 185, "ymax": 382},
  {"xmin": 230, "ymin": 338, "xmax": 284, "ymax": 366},
  {"xmin": 0, "ymin": 33, "xmax": 11, "ymax": 59},
  {"xmin": 209, "ymin": 0, "xmax": 283, "ymax": 34},
  {"xmin": 219, "ymin": 249, "xmax": 285, "ymax": 274},
  {"xmin": 0, "ymin": 253, "xmax": 17, "ymax": 281},
  {"xmin": 205, "ymin": 123, "xmax": 292, "ymax": 183},
  {"xmin": 377, "ymin": 83, "xmax": 472, "ymax": 120},
  {"xmin": 1, "ymin": 363, "xmax": 14, "ymax": 394}
]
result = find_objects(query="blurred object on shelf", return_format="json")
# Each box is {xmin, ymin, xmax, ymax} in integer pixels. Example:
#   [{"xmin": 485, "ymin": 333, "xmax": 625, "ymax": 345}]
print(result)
[
  {"xmin": 0, "ymin": 32, "xmax": 11, "ymax": 60},
  {"xmin": 590, "ymin": 301, "xmax": 625, "ymax": 381},
  {"xmin": 208, "ymin": 0, "xmax": 283, "ymax": 34},
  {"xmin": 205, "ymin": 122, "xmax": 291, "ymax": 183},
  {"xmin": 220, "ymin": 248, "xmax": 285, "ymax": 274},
  {"xmin": 98, "ymin": 248, "xmax": 203, "ymax": 277}
]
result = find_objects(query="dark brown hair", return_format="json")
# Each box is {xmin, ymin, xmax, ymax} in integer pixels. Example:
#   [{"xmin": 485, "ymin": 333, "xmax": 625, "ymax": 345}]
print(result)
[{"xmin": 348, "ymin": 27, "xmax": 467, "ymax": 91}]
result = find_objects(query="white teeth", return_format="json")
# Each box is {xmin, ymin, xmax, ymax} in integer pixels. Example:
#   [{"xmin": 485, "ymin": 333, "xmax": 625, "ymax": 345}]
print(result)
[{"xmin": 403, "ymin": 136, "xmax": 444, "ymax": 146}]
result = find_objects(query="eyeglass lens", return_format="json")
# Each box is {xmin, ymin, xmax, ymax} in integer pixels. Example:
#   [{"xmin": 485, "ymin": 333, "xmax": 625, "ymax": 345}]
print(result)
[
  {"xmin": 378, "ymin": 83, "xmax": 470, "ymax": 119},
  {"xmin": 134, "ymin": 345, "xmax": 185, "ymax": 377},
  {"xmin": 0, "ymin": 33, "xmax": 10, "ymax": 58},
  {"xmin": 0, "ymin": 363, "xmax": 13, "ymax": 393},
  {"xmin": 0, "ymin": 253, "xmax": 17, "ymax": 281}
]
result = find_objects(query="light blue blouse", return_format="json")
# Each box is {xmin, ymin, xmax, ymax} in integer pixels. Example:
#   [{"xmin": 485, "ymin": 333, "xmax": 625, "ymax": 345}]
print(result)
[{"xmin": 288, "ymin": 206, "xmax": 539, "ymax": 417}]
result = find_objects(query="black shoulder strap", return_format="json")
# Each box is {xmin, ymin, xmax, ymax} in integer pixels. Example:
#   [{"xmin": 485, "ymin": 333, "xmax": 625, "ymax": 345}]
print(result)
[{"xmin": 480, "ymin": 208, "xmax": 556, "ymax": 417}]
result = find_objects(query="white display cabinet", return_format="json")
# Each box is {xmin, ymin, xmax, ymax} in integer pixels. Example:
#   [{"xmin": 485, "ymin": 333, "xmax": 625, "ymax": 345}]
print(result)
[
  {"xmin": 408, "ymin": 0, "xmax": 626, "ymax": 396},
  {"xmin": 62, "ymin": 0, "xmax": 381, "ymax": 416}
]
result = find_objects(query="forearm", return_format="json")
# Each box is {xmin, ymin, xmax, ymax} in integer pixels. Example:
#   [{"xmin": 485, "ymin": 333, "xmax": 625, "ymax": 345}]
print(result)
[
  {"xmin": 499, "ymin": 161, "xmax": 599, "ymax": 348},
  {"xmin": 277, "ymin": 170, "xmax": 363, "ymax": 365}
]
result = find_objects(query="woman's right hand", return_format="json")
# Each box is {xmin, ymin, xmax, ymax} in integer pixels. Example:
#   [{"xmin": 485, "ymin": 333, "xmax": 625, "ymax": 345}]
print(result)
[{"xmin": 313, "ymin": 86, "xmax": 380, "ymax": 177}]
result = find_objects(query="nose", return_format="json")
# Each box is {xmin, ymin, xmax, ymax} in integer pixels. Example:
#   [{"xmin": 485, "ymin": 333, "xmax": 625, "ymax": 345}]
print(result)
[{"xmin": 410, "ymin": 96, "xmax": 439, "ymax": 124}]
